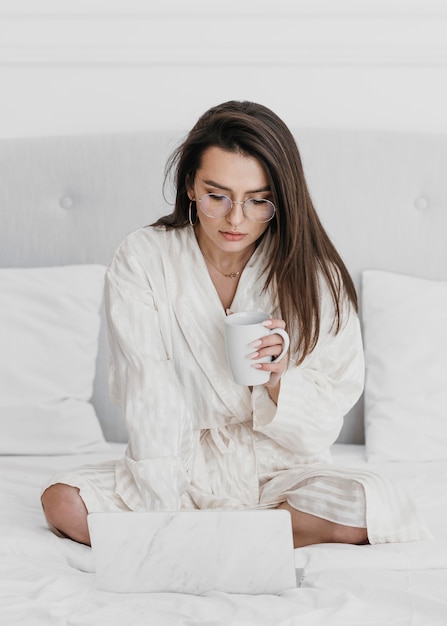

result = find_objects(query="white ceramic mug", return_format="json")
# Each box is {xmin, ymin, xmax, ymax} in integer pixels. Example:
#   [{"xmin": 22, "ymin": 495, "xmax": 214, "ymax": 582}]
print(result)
[{"xmin": 224, "ymin": 311, "xmax": 290, "ymax": 386}]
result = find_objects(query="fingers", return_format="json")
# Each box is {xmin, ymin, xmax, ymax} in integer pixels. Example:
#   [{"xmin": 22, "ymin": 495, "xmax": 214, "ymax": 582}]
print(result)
[
  {"xmin": 248, "ymin": 340, "xmax": 283, "ymax": 361},
  {"xmin": 253, "ymin": 355, "xmax": 287, "ymax": 390},
  {"xmin": 248, "ymin": 318, "xmax": 287, "ymax": 361},
  {"xmin": 248, "ymin": 317, "xmax": 289, "ymax": 388},
  {"xmin": 262, "ymin": 317, "xmax": 286, "ymax": 330}
]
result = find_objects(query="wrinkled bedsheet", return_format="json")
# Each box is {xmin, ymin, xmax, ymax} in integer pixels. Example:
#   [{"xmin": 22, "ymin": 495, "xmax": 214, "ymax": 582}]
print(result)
[{"xmin": 1, "ymin": 443, "xmax": 446, "ymax": 626}]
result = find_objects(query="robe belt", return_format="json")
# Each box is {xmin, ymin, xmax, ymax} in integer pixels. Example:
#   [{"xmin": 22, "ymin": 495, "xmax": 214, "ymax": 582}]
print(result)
[{"xmin": 200, "ymin": 427, "xmax": 236, "ymax": 454}]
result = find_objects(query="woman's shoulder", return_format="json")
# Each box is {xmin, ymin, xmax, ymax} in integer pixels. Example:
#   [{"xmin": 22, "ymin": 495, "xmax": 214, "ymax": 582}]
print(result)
[
  {"xmin": 109, "ymin": 225, "xmax": 194, "ymax": 279},
  {"xmin": 114, "ymin": 225, "xmax": 190, "ymax": 259},
  {"xmin": 106, "ymin": 227, "xmax": 176, "ymax": 293}
]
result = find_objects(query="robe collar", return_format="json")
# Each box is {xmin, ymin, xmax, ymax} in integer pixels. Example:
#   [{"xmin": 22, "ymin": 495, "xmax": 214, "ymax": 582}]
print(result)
[{"xmin": 165, "ymin": 227, "xmax": 276, "ymax": 417}]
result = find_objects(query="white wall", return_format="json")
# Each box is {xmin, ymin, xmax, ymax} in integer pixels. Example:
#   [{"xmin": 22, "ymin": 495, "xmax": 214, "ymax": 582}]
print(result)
[{"xmin": 0, "ymin": 0, "xmax": 447, "ymax": 137}]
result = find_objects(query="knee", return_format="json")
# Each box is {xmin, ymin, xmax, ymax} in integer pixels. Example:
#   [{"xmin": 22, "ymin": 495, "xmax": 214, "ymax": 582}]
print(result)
[
  {"xmin": 41, "ymin": 482, "xmax": 80, "ymax": 518},
  {"xmin": 41, "ymin": 483, "xmax": 90, "ymax": 545}
]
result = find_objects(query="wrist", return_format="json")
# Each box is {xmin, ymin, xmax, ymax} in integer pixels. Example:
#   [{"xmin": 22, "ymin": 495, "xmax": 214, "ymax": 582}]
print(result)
[{"xmin": 265, "ymin": 379, "xmax": 281, "ymax": 405}]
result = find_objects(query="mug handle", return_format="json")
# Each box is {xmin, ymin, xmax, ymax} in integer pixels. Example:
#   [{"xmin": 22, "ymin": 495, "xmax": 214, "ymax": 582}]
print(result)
[{"xmin": 269, "ymin": 328, "xmax": 290, "ymax": 362}]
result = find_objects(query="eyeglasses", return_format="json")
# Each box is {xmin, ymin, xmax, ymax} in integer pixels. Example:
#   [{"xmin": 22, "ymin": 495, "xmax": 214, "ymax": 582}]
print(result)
[{"xmin": 197, "ymin": 193, "xmax": 276, "ymax": 223}]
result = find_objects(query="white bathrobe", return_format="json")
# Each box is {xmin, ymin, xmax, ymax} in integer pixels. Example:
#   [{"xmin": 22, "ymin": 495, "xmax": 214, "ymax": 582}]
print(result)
[{"xmin": 47, "ymin": 225, "xmax": 429, "ymax": 544}]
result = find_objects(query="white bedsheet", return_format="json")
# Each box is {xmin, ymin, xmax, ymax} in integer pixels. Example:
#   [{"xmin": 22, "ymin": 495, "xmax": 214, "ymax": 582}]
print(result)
[{"xmin": 1, "ymin": 443, "xmax": 446, "ymax": 626}]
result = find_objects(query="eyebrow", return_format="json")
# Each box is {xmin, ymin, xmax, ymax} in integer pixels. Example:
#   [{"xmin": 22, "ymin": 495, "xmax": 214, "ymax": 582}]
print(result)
[{"xmin": 202, "ymin": 178, "xmax": 271, "ymax": 195}]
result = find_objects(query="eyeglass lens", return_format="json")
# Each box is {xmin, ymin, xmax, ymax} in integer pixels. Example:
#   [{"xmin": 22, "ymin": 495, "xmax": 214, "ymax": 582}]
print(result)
[{"xmin": 199, "ymin": 194, "xmax": 275, "ymax": 223}]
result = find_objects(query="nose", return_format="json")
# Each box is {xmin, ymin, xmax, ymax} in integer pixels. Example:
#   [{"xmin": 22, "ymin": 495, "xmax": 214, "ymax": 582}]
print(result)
[{"xmin": 225, "ymin": 201, "xmax": 245, "ymax": 227}]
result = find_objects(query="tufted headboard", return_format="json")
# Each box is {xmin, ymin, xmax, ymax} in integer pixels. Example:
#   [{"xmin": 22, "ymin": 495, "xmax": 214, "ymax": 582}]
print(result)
[{"xmin": 1, "ymin": 129, "xmax": 446, "ymax": 444}]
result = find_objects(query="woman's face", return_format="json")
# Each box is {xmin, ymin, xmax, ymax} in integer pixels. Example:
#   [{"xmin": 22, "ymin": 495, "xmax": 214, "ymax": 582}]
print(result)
[{"xmin": 188, "ymin": 146, "xmax": 272, "ymax": 255}]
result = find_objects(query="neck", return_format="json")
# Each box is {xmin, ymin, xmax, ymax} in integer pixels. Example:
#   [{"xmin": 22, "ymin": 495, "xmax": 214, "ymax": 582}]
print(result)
[{"xmin": 195, "ymin": 227, "xmax": 255, "ymax": 274}]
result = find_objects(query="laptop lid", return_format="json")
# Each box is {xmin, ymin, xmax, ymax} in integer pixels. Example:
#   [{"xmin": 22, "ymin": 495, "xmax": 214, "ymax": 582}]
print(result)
[{"xmin": 88, "ymin": 509, "xmax": 298, "ymax": 595}]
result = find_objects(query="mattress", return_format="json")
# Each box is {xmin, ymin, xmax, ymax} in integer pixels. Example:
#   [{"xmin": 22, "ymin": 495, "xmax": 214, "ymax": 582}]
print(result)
[{"xmin": 1, "ymin": 443, "xmax": 446, "ymax": 626}]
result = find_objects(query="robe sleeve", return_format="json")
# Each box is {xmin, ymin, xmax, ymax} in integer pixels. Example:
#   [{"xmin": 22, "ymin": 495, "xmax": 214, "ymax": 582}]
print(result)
[
  {"xmin": 252, "ymin": 287, "xmax": 364, "ymax": 457},
  {"xmin": 104, "ymin": 235, "xmax": 192, "ymax": 510}
]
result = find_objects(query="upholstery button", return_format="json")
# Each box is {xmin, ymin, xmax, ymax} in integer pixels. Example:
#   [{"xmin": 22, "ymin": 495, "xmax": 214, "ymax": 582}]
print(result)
[
  {"xmin": 59, "ymin": 195, "xmax": 74, "ymax": 210},
  {"xmin": 414, "ymin": 196, "xmax": 429, "ymax": 211}
]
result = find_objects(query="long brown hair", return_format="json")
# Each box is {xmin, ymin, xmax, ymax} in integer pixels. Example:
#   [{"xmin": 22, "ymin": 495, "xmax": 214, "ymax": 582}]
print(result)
[{"xmin": 153, "ymin": 100, "xmax": 357, "ymax": 364}]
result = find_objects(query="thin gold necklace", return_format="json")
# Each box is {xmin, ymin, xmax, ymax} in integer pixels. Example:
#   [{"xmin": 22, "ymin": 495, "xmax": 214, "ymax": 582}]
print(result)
[{"xmin": 202, "ymin": 252, "xmax": 244, "ymax": 279}]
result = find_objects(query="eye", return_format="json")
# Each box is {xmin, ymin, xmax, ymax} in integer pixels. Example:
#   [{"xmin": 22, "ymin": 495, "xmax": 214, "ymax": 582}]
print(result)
[{"xmin": 250, "ymin": 198, "xmax": 270, "ymax": 206}]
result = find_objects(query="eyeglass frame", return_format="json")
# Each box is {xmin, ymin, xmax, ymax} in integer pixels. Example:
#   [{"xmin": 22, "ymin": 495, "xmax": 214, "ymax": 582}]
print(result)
[{"xmin": 195, "ymin": 192, "xmax": 276, "ymax": 224}]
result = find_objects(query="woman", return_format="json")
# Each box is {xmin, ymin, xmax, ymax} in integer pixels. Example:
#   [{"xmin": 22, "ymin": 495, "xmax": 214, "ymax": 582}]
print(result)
[{"xmin": 41, "ymin": 101, "xmax": 428, "ymax": 547}]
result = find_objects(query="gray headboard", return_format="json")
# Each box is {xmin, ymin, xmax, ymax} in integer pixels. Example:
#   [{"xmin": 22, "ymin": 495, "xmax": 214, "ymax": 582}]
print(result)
[{"xmin": 2, "ymin": 129, "xmax": 447, "ymax": 444}]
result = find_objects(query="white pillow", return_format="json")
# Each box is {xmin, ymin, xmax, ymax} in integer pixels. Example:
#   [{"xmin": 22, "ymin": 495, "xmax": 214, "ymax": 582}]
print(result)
[
  {"xmin": 0, "ymin": 265, "xmax": 108, "ymax": 454},
  {"xmin": 362, "ymin": 270, "xmax": 447, "ymax": 461}
]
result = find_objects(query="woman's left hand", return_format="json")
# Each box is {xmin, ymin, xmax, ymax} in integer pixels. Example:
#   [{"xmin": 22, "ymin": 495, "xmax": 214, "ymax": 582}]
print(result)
[{"xmin": 249, "ymin": 317, "xmax": 289, "ymax": 393}]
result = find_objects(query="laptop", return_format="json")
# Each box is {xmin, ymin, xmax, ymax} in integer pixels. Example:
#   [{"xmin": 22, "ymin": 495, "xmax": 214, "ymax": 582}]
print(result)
[{"xmin": 88, "ymin": 509, "xmax": 299, "ymax": 594}]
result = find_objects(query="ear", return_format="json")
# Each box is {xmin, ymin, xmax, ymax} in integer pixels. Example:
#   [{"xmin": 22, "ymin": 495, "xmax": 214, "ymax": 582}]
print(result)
[{"xmin": 185, "ymin": 174, "xmax": 195, "ymax": 201}]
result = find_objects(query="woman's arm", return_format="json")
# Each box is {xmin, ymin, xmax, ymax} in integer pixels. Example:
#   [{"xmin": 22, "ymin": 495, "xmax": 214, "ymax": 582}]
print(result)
[
  {"xmin": 252, "ymin": 292, "xmax": 364, "ymax": 458},
  {"xmin": 105, "ymin": 234, "xmax": 192, "ymax": 510}
]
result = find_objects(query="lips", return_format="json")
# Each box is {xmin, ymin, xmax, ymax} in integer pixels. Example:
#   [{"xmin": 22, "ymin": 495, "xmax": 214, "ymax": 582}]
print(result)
[{"xmin": 220, "ymin": 231, "xmax": 246, "ymax": 241}]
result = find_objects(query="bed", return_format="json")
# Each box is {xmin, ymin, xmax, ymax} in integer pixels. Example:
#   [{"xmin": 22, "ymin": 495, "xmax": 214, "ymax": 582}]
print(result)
[{"xmin": 1, "ymin": 128, "xmax": 447, "ymax": 625}]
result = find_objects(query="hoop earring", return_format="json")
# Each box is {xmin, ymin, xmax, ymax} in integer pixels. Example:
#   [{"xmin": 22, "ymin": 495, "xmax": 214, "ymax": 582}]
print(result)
[{"xmin": 188, "ymin": 201, "xmax": 198, "ymax": 227}]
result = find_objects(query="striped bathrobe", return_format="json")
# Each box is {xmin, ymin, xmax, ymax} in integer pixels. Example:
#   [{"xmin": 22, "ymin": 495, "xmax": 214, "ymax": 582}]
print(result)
[{"xmin": 46, "ymin": 225, "xmax": 429, "ymax": 544}]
